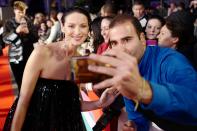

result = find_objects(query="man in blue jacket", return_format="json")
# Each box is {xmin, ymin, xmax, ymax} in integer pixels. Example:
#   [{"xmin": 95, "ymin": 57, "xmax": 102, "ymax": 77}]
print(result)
[{"xmin": 88, "ymin": 14, "xmax": 197, "ymax": 131}]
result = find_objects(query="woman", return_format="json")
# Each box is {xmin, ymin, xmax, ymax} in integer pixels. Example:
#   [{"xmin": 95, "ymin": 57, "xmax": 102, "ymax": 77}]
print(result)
[
  {"xmin": 157, "ymin": 10, "xmax": 196, "ymax": 68},
  {"xmin": 3, "ymin": 7, "xmax": 117, "ymax": 131},
  {"xmin": 44, "ymin": 10, "xmax": 62, "ymax": 44},
  {"xmin": 97, "ymin": 16, "xmax": 113, "ymax": 54},
  {"xmin": 145, "ymin": 15, "xmax": 165, "ymax": 46},
  {"xmin": 90, "ymin": 16, "xmax": 104, "ymax": 53}
]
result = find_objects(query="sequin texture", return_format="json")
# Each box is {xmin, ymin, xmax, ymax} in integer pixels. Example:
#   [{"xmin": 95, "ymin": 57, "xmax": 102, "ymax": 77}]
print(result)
[{"xmin": 3, "ymin": 77, "xmax": 86, "ymax": 131}]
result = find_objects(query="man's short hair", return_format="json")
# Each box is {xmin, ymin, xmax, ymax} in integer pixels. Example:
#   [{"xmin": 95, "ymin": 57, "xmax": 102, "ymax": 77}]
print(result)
[
  {"xmin": 13, "ymin": 1, "xmax": 28, "ymax": 11},
  {"xmin": 109, "ymin": 14, "xmax": 143, "ymax": 37},
  {"xmin": 133, "ymin": 0, "xmax": 145, "ymax": 7},
  {"xmin": 101, "ymin": 3, "xmax": 117, "ymax": 17}
]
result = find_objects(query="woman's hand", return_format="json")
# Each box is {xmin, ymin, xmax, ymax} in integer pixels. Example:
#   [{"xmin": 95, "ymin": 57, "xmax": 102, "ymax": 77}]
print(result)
[
  {"xmin": 122, "ymin": 120, "xmax": 137, "ymax": 131},
  {"xmin": 99, "ymin": 87, "xmax": 120, "ymax": 108}
]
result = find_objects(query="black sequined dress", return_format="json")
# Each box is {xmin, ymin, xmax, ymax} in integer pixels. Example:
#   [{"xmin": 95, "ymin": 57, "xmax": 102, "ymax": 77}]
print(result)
[{"xmin": 3, "ymin": 78, "xmax": 86, "ymax": 131}]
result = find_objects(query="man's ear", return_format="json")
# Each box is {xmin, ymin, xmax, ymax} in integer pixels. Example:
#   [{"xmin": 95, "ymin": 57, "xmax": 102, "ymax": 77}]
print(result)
[{"xmin": 140, "ymin": 32, "xmax": 146, "ymax": 46}]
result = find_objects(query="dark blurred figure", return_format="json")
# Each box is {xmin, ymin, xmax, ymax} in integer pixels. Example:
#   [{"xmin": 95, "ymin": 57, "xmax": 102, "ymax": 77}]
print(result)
[
  {"xmin": 90, "ymin": 17, "xmax": 104, "ymax": 53},
  {"xmin": 100, "ymin": 3, "xmax": 118, "ymax": 17},
  {"xmin": 189, "ymin": 0, "xmax": 197, "ymax": 39},
  {"xmin": 155, "ymin": 2, "xmax": 168, "ymax": 18},
  {"xmin": 33, "ymin": 12, "xmax": 45, "ymax": 32},
  {"xmin": 177, "ymin": 2, "xmax": 185, "ymax": 11},
  {"xmin": 132, "ymin": 0, "xmax": 148, "ymax": 31},
  {"xmin": 167, "ymin": 2, "xmax": 178, "ymax": 16},
  {"xmin": 0, "ymin": 20, "xmax": 5, "ymax": 56}
]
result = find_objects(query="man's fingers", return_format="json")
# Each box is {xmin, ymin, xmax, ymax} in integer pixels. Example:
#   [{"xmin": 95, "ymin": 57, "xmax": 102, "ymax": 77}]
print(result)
[
  {"xmin": 114, "ymin": 91, "xmax": 120, "ymax": 98},
  {"xmin": 88, "ymin": 65, "xmax": 116, "ymax": 76},
  {"xmin": 106, "ymin": 87, "xmax": 119, "ymax": 96},
  {"xmin": 89, "ymin": 52, "xmax": 137, "ymax": 73},
  {"xmin": 88, "ymin": 53, "xmax": 122, "ymax": 68},
  {"xmin": 103, "ymin": 48, "xmax": 136, "ymax": 63},
  {"xmin": 93, "ymin": 78, "xmax": 115, "ymax": 90},
  {"xmin": 111, "ymin": 88, "xmax": 119, "ymax": 95}
]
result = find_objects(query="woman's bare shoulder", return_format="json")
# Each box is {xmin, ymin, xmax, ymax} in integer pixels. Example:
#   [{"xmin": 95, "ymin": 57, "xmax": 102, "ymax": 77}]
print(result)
[
  {"xmin": 33, "ymin": 44, "xmax": 53, "ymax": 58},
  {"xmin": 34, "ymin": 41, "xmax": 67, "ymax": 60}
]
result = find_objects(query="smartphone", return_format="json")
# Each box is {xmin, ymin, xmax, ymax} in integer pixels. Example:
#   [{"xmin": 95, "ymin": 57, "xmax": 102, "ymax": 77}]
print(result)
[{"xmin": 71, "ymin": 55, "xmax": 110, "ymax": 83}]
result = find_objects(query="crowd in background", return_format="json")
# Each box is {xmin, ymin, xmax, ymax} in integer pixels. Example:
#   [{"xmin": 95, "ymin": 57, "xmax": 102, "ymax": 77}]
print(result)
[
  {"xmin": 1, "ymin": 0, "xmax": 197, "ymax": 57},
  {"xmin": 0, "ymin": 0, "xmax": 197, "ymax": 131}
]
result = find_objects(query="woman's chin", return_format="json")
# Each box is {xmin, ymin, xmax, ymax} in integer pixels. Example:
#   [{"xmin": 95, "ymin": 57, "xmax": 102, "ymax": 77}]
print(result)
[
  {"xmin": 147, "ymin": 36, "xmax": 156, "ymax": 40},
  {"xmin": 73, "ymin": 41, "xmax": 82, "ymax": 46}
]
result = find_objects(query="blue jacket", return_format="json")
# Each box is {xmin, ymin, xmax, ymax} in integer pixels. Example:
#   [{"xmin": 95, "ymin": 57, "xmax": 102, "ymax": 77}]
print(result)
[{"xmin": 125, "ymin": 46, "xmax": 197, "ymax": 131}]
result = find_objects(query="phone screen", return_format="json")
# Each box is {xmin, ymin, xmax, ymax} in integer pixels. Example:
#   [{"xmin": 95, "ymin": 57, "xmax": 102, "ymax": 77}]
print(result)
[{"xmin": 71, "ymin": 55, "xmax": 109, "ymax": 83}]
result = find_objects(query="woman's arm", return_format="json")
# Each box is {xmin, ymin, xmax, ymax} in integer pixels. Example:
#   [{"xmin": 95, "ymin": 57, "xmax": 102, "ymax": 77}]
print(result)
[
  {"xmin": 11, "ymin": 46, "xmax": 47, "ymax": 131},
  {"xmin": 81, "ymin": 88, "xmax": 119, "ymax": 111},
  {"xmin": 44, "ymin": 21, "xmax": 60, "ymax": 44},
  {"xmin": 81, "ymin": 100, "xmax": 102, "ymax": 111}
]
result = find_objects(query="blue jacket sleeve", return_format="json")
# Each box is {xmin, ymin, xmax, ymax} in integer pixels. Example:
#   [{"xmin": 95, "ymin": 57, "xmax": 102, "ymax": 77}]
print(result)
[
  {"xmin": 124, "ymin": 97, "xmax": 150, "ymax": 131},
  {"xmin": 141, "ymin": 54, "xmax": 197, "ymax": 125}
]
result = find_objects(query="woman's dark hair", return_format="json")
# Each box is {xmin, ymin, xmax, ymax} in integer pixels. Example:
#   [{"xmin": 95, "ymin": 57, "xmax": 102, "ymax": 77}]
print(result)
[
  {"xmin": 177, "ymin": 2, "xmax": 185, "ymax": 10},
  {"xmin": 50, "ymin": 9, "xmax": 58, "ymax": 21},
  {"xmin": 61, "ymin": 7, "xmax": 91, "ymax": 28},
  {"xmin": 91, "ymin": 17, "xmax": 104, "ymax": 53},
  {"xmin": 165, "ymin": 11, "xmax": 195, "ymax": 50},
  {"xmin": 102, "ymin": 16, "xmax": 114, "ymax": 23},
  {"xmin": 166, "ymin": 10, "xmax": 196, "ymax": 67},
  {"xmin": 146, "ymin": 15, "xmax": 165, "ymax": 27},
  {"xmin": 0, "ymin": 20, "xmax": 3, "ymax": 27}
]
